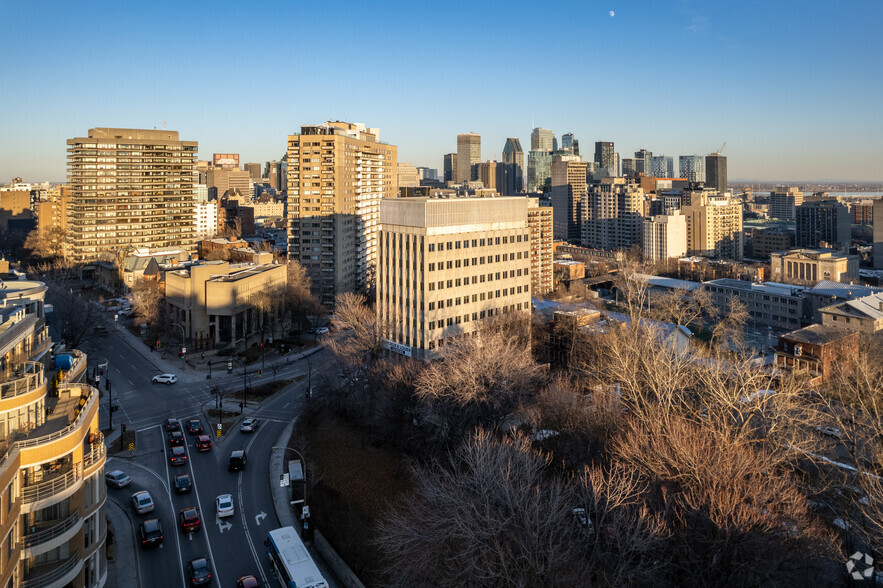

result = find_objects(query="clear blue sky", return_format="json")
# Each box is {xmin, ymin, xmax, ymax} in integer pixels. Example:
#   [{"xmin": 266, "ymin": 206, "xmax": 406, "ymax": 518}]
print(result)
[{"xmin": 1, "ymin": 0, "xmax": 881, "ymax": 183}]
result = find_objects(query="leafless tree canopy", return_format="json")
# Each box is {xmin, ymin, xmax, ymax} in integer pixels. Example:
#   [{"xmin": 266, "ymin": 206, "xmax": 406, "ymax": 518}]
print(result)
[{"xmin": 32, "ymin": 259, "xmax": 100, "ymax": 349}]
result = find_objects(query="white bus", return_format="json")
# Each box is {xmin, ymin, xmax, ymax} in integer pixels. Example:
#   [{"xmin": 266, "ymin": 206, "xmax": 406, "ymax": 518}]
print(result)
[{"xmin": 265, "ymin": 526, "xmax": 329, "ymax": 588}]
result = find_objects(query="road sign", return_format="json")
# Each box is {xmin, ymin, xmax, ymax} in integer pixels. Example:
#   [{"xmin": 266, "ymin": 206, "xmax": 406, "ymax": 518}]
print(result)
[
  {"xmin": 128, "ymin": 442, "xmax": 134, "ymax": 451},
  {"xmin": 302, "ymin": 506, "xmax": 310, "ymax": 519},
  {"xmin": 182, "ymin": 347, "xmax": 187, "ymax": 354},
  {"xmin": 280, "ymin": 473, "xmax": 290, "ymax": 487},
  {"xmin": 216, "ymin": 430, "xmax": 221, "ymax": 437},
  {"xmin": 216, "ymin": 423, "xmax": 222, "ymax": 430}
]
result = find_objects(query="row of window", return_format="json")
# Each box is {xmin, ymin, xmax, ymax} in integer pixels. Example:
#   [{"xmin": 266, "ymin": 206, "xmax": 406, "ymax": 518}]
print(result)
[
  {"xmin": 428, "ymin": 272, "xmax": 530, "ymax": 291},
  {"xmin": 427, "ymin": 286, "xmax": 528, "ymax": 310},
  {"xmin": 427, "ymin": 252, "xmax": 528, "ymax": 271}
]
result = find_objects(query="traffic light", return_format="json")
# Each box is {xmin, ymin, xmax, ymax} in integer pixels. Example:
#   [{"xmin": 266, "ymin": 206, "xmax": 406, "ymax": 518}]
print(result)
[
  {"xmin": 98, "ymin": 368, "xmax": 104, "ymax": 376},
  {"xmin": 260, "ymin": 341, "xmax": 264, "ymax": 349},
  {"xmin": 258, "ymin": 369, "xmax": 263, "ymax": 377}
]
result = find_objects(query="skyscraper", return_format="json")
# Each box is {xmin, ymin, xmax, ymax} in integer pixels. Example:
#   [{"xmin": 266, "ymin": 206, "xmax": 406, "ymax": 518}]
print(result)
[
  {"xmin": 795, "ymin": 200, "xmax": 851, "ymax": 251},
  {"xmin": 457, "ymin": 133, "xmax": 481, "ymax": 183},
  {"xmin": 443, "ymin": 153, "xmax": 457, "ymax": 184},
  {"xmin": 873, "ymin": 199, "xmax": 883, "ymax": 269},
  {"xmin": 581, "ymin": 178, "xmax": 644, "ymax": 250},
  {"xmin": 678, "ymin": 155, "xmax": 706, "ymax": 183},
  {"xmin": 287, "ymin": 121, "xmax": 397, "ymax": 305},
  {"xmin": 634, "ymin": 149, "xmax": 652, "ymax": 176},
  {"xmin": 769, "ymin": 186, "xmax": 804, "ymax": 221},
  {"xmin": 651, "ymin": 155, "xmax": 675, "ymax": 178},
  {"xmin": 67, "ymin": 127, "xmax": 197, "ymax": 262},
  {"xmin": 561, "ymin": 133, "xmax": 574, "ymax": 151},
  {"xmin": 551, "ymin": 157, "xmax": 589, "ymax": 242},
  {"xmin": 681, "ymin": 191, "xmax": 743, "ymax": 259},
  {"xmin": 501, "ymin": 138, "xmax": 524, "ymax": 194},
  {"xmin": 621, "ymin": 158, "xmax": 637, "ymax": 178},
  {"xmin": 531, "ymin": 128, "xmax": 554, "ymax": 151},
  {"xmin": 594, "ymin": 141, "xmax": 615, "ymax": 176},
  {"xmin": 705, "ymin": 153, "xmax": 728, "ymax": 194}
]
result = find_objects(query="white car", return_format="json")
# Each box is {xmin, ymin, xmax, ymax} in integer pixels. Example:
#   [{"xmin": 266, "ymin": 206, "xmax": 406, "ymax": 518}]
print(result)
[
  {"xmin": 315, "ymin": 327, "xmax": 330, "ymax": 335},
  {"xmin": 240, "ymin": 418, "xmax": 260, "ymax": 433},
  {"xmin": 216, "ymin": 494, "xmax": 234, "ymax": 518},
  {"xmin": 105, "ymin": 470, "xmax": 131, "ymax": 488},
  {"xmin": 131, "ymin": 491, "xmax": 155, "ymax": 514},
  {"xmin": 152, "ymin": 373, "xmax": 177, "ymax": 385}
]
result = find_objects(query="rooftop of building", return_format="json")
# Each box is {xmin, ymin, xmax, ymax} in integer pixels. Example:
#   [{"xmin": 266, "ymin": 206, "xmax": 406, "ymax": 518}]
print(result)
[
  {"xmin": 704, "ymin": 278, "xmax": 805, "ymax": 296},
  {"xmin": 806, "ymin": 280, "xmax": 882, "ymax": 299},
  {"xmin": 553, "ymin": 260, "xmax": 585, "ymax": 267},
  {"xmin": 781, "ymin": 323, "xmax": 856, "ymax": 345},
  {"xmin": 771, "ymin": 248, "xmax": 852, "ymax": 260},
  {"xmin": 634, "ymin": 273, "xmax": 701, "ymax": 292},
  {"xmin": 820, "ymin": 292, "xmax": 883, "ymax": 321}
]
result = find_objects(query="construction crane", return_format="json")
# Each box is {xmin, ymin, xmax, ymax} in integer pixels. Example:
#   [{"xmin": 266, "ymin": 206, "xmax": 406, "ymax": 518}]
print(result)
[{"xmin": 715, "ymin": 141, "xmax": 727, "ymax": 156}]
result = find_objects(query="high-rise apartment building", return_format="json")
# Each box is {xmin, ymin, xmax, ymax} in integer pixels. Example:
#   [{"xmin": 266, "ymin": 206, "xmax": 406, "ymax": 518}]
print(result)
[
  {"xmin": 286, "ymin": 121, "xmax": 397, "ymax": 305},
  {"xmin": 0, "ymin": 280, "xmax": 107, "ymax": 587},
  {"xmin": 67, "ymin": 128, "xmax": 197, "ymax": 262},
  {"xmin": 643, "ymin": 210, "xmax": 688, "ymax": 261},
  {"xmin": 527, "ymin": 198, "xmax": 554, "ymax": 295},
  {"xmin": 681, "ymin": 191, "xmax": 743, "ymax": 259},
  {"xmin": 501, "ymin": 138, "xmax": 524, "ymax": 194},
  {"xmin": 621, "ymin": 158, "xmax": 637, "ymax": 178},
  {"xmin": 795, "ymin": 200, "xmax": 851, "ymax": 251},
  {"xmin": 397, "ymin": 162, "xmax": 420, "ymax": 188},
  {"xmin": 651, "ymin": 155, "xmax": 675, "ymax": 179},
  {"xmin": 594, "ymin": 141, "xmax": 615, "ymax": 176},
  {"xmin": 195, "ymin": 200, "xmax": 218, "ymax": 239},
  {"xmin": 531, "ymin": 128, "xmax": 554, "ymax": 151},
  {"xmin": 456, "ymin": 133, "xmax": 481, "ymax": 183},
  {"xmin": 243, "ymin": 162, "xmax": 262, "ymax": 181},
  {"xmin": 581, "ymin": 178, "xmax": 644, "ymax": 250},
  {"xmin": 443, "ymin": 153, "xmax": 457, "ymax": 184},
  {"xmin": 35, "ymin": 188, "xmax": 71, "ymax": 257},
  {"xmin": 769, "ymin": 186, "xmax": 804, "ymax": 221},
  {"xmin": 678, "ymin": 155, "xmax": 706, "ymax": 183},
  {"xmin": 634, "ymin": 149, "xmax": 652, "ymax": 176},
  {"xmin": 206, "ymin": 167, "xmax": 253, "ymax": 202},
  {"xmin": 377, "ymin": 197, "xmax": 532, "ymax": 359},
  {"xmin": 874, "ymin": 199, "xmax": 883, "ymax": 269},
  {"xmin": 551, "ymin": 157, "xmax": 589, "ymax": 242},
  {"xmin": 705, "ymin": 153, "xmax": 728, "ymax": 195},
  {"xmin": 527, "ymin": 150, "xmax": 553, "ymax": 193}
]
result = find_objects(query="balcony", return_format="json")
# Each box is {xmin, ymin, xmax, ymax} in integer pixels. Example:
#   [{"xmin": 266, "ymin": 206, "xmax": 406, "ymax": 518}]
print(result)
[
  {"xmin": 0, "ymin": 362, "xmax": 44, "ymax": 399},
  {"xmin": 83, "ymin": 431, "xmax": 105, "ymax": 470},
  {"xmin": 22, "ymin": 510, "xmax": 82, "ymax": 551},
  {"xmin": 22, "ymin": 551, "xmax": 82, "ymax": 588}
]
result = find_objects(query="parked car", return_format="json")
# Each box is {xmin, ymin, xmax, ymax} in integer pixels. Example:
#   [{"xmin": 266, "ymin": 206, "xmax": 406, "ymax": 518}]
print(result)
[
  {"xmin": 179, "ymin": 507, "xmax": 201, "ymax": 533},
  {"xmin": 152, "ymin": 373, "xmax": 177, "ymax": 385},
  {"xmin": 105, "ymin": 470, "xmax": 131, "ymax": 488},
  {"xmin": 216, "ymin": 494, "xmax": 234, "ymax": 518},
  {"xmin": 186, "ymin": 556, "xmax": 212, "ymax": 585},
  {"xmin": 173, "ymin": 474, "xmax": 192, "ymax": 494},
  {"xmin": 139, "ymin": 518, "xmax": 163, "ymax": 548},
  {"xmin": 228, "ymin": 450, "xmax": 247, "ymax": 471},
  {"xmin": 131, "ymin": 491, "xmax": 155, "ymax": 515},
  {"xmin": 168, "ymin": 431, "xmax": 185, "ymax": 446},
  {"xmin": 240, "ymin": 418, "xmax": 260, "ymax": 433},
  {"xmin": 164, "ymin": 418, "xmax": 181, "ymax": 432},
  {"xmin": 195, "ymin": 435, "xmax": 212, "ymax": 452},
  {"xmin": 237, "ymin": 575, "xmax": 260, "ymax": 588},
  {"xmin": 169, "ymin": 446, "xmax": 188, "ymax": 466},
  {"xmin": 186, "ymin": 419, "xmax": 204, "ymax": 435},
  {"xmin": 315, "ymin": 326, "xmax": 330, "ymax": 335}
]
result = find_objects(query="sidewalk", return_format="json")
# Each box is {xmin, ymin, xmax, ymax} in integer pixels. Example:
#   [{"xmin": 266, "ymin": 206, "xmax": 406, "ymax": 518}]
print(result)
[{"xmin": 105, "ymin": 494, "xmax": 140, "ymax": 588}]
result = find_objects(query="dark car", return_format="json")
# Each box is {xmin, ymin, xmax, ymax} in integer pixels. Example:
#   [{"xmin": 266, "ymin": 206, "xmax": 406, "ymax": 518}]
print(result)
[
  {"xmin": 173, "ymin": 473, "xmax": 192, "ymax": 494},
  {"xmin": 237, "ymin": 575, "xmax": 260, "ymax": 588},
  {"xmin": 186, "ymin": 419, "xmax": 204, "ymax": 435},
  {"xmin": 168, "ymin": 431, "xmax": 185, "ymax": 447},
  {"xmin": 228, "ymin": 450, "xmax": 247, "ymax": 471},
  {"xmin": 139, "ymin": 518, "xmax": 163, "ymax": 548},
  {"xmin": 169, "ymin": 446, "xmax": 187, "ymax": 466},
  {"xmin": 179, "ymin": 507, "xmax": 201, "ymax": 533},
  {"xmin": 186, "ymin": 556, "xmax": 212, "ymax": 585},
  {"xmin": 195, "ymin": 435, "xmax": 212, "ymax": 452},
  {"xmin": 164, "ymin": 418, "xmax": 181, "ymax": 432}
]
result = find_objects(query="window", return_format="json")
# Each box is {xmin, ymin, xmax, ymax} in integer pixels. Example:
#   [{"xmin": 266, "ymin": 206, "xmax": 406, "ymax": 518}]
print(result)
[
  {"xmin": 496, "ymin": 272, "xmax": 501, "ymax": 280},
  {"xmin": 429, "ymin": 321, "xmax": 435, "ymax": 330},
  {"xmin": 495, "ymin": 237, "xmax": 501, "ymax": 245},
  {"xmin": 447, "ymin": 261, "xmax": 453, "ymax": 269},
  {"xmin": 503, "ymin": 236, "xmax": 508, "ymax": 244},
  {"xmin": 480, "ymin": 293, "xmax": 486, "ymax": 301},
  {"xmin": 456, "ymin": 241, "xmax": 461, "ymax": 249},
  {"xmin": 456, "ymin": 297, "xmax": 462, "ymax": 305},
  {"xmin": 439, "ymin": 300, "xmax": 445, "ymax": 308},
  {"xmin": 455, "ymin": 260, "xmax": 461, "ymax": 268},
  {"xmin": 480, "ymin": 239, "xmax": 486, "ymax": 246},
  {"xmin": 437, "ymin": 281, "xmax": 443, "ymax": 289},
  {"xmin": 447, "ymin": 280, "xmax": 453, "ymax": 288},
  {"xmin": 471, "ymin": 239, "xmax": 477, "ymax": 247},
  {"xmin": 429, "ymin": 243, "xmax": 435, "ymax": 252},
  {"xmin": 429, "ymin": 302, "xmax": 435, "ymax": 310},
  {"xmin": 428, "ymin": 263, "xmax": 435, "ymax": 271},
  {"xmin": 429, "ymin": 283, "xmax": 435, "ymax": 291},
  {"xmin": 503, "ymin": 271, "xmax": 508, "ymax": 279},
  {"xmin": 495, "ymin": 255, "xmax": 501, "ymax": 262},
  {"xmin": 455, "ymin": 278, "xmax": 462, "ymax": 287},
  {"xmin": 472, "ymin": 276, "xmax": 477, "ymax": 284}
]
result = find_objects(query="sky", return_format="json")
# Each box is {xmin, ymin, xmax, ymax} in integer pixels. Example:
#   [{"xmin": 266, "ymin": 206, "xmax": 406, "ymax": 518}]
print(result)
[{"xmin": 1, "ymin": 0, "xmax": 881, "ymax": 184}]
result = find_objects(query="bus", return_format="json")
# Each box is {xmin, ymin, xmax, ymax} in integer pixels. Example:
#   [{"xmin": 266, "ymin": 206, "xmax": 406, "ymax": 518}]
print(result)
[{"xmin": 265, "ymin": 526, "xmax": 329, "ymax": 588}]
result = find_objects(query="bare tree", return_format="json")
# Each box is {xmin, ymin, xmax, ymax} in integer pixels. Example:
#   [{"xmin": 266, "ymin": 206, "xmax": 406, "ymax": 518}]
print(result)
[
  {"xmin": 709, "ymin": 294, "xmax": 750, "ymax": 350},
  {"xmin": 33, "ymin": 259, "xmax": 100, "ymax": 350},
  {"xmin": 285, "ymin": 260, "xmax": 323, "ymax": 333},
  {"xmin": 325, "ymin": 292, "xmax": 386, "ymax": 379}
]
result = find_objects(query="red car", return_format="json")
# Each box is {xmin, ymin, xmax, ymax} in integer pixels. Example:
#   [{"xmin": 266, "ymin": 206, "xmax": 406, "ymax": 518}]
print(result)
[
  {"xmin": 179, "ymin": 507, "xmax": 201, "ymax": 532},
  {"xmin": 195, "ymin": 435, "xmax": 212, "ymax": 452}
]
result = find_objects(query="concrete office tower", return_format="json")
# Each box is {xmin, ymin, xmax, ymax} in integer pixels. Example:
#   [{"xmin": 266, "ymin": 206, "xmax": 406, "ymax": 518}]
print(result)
[
  {"xmin": 0, "ymin": 280, "xmax": 108, "ymax": 588},
  {"xmin": 527, "ymin": 198, "xmax": 554, "ymax": 295},
  {"xmin": 551, "ymin": 157, "xmax": 589, "ymax": 242},
  {"xmin": 770, "ymin": 186, "xmax": 804, "ymax": 221},
  {"xmin": 265, "ymin": 160, "xmax": 284, "ymax": 192},
  {"xmin": 478, "ymin": 161, "xmax": 497, "ymax": 191},
  {"xmin": 681, "ymin": 191, "xmax": 743, "ymax": 260},
  {"xmin": 634, "ymin": 149, "xmax": 652, "ymax": 176},
  {"xmin": 377, "ymin": 196, "xmax": 532, "ymax": 359},
  {"xmin": 705, "ymin": 153, "xmax": 728, "ymax": 195},
  {"xmin": 795, "ymin": 200, "xmax": 851, "ymax": 252},
  {"xmin": 561, "ymin": 133, "xmax": 574, "ymax": 151},
  {"xmin": 213, "ymin": 153, "xmax": 240, "ymax": 169},
  {"xmin": 443, "ymin": 153, "xmax": 457, "ymax": 184},
  {"xmin": 528, "ymin": 150, "xmax": 553, "ymax": 193},
  {"xmin": 651, "ymin": 155, "xmax": 675, "ymax": 178},
  {"xmin": 287, "ymin": 121, "xmax": 397, "ymax": 305},
  {"xmin": 206, "ymin": 167, "xmax": 253, "ymax": 201},
  {"xmin": 531, "ymin": 128, "xmax": 554, "ymax": 151},
  {"xmin": 621, "ymin": 158, "xmax": 637, "ymax": 178},
  {"xmin": 678, "ymin": 155, "xmax": 706, "ymax": 183},
  {"xmin": 581, "ymin": 178, "xmax": 644, "ymax": 250},
  {"xmin": 457, "ymin": 133, "xmax": 481, "ymax": 183},
  {"xmin": 397, "ymin": 162, "xmax": 420, "ymax": 188},
  {"xmin": 244, "ymin": 162, "xmax": 262, "ymax": 181},
  {"xmin": 501, "ymin": 138, "xmax": 524, "ymax": 194},
  {"xmin": 874, "ymin": 199, "xmax": 883, "ymax": 269},
  {"xmin": 67, "ymin": 127, "xmax": 197, "ymax": 262},
  {"xmin": 643, "ymin": 210, "xmax": 688, "ymax": 261},
  {"xmin": 594, "ymin": 141, "xmax": 615, "ymax": 176}
]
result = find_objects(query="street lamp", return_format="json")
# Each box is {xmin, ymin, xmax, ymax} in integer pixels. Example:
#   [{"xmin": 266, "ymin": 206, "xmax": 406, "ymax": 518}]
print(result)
[
  {"xmin": 172, "ymin": 322, "xmax": 186, "ymax": 369},
  {"xmin": 304, "ymin": 354, "xmax": 313, "ymax": 399}
]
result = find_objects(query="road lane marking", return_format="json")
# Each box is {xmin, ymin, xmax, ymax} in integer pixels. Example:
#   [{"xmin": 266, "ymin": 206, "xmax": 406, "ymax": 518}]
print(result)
[
  {"xmin": 238, "ymin": 432, "xmax": 269, "ymax": 587},
  {"xmin": 160, "ymin": 425, "xmax": 188, "ymax": 588},
  {"xmin": 255, "ymin": 512, "xmax": 266, "ymax": 525},
  {"xmin": 216, "ymin": 519, "xmax": 232, "ymax": 533},
  {"xmin": 182, "ymin": 431, "xmax": 222, "ymax": 587}
]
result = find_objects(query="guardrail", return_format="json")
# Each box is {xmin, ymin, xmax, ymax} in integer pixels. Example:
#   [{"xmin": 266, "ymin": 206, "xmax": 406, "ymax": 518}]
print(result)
[
  {"xmin": 16, "ymin": 384, "xmax": 95, "ymax": 449},
  {"xmin": 0, "ymin": 363, "xmax": 44, "ymax": 399},
  {"xmin": 83, "ymin": 432, "xmax": 105, "ymax": 469},
  {"xmin": 22, "ymin": 469, "xmax": 80, "ymax": 504},
  {"xmin": 21, "ymin": 552, "xmax": 81, "ymax": 588},
  {"xmin": 22, "ymin": 510, "xmax": 81, "ymax": 548}
]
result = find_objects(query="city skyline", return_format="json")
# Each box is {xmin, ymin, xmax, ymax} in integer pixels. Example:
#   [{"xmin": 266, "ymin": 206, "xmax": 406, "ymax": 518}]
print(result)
[{"xmin": 1, "ymin": 0, "xmax": 881, "ymax": 183}]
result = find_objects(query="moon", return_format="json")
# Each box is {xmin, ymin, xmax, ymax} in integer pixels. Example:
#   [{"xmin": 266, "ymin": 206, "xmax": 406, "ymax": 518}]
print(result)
[{"xmin": 609, "ymin": 10, "xmax": 615, "ymax": 17}]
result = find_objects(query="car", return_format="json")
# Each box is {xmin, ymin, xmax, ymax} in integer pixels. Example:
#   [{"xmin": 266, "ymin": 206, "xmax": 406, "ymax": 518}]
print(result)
[
  {"xmin": 105, "ymin": 470, "xmax": 131, "ymax": 488},
  {"xmin": 195, "ymin": 435, "xmax": 212, "ymax": 452},
  {"xmin": 228, "ymin": 450, "xmax": 247, "ymax": 471},
  {"xmin": 169, "ymin": 446, "xmax": 188, "ymax": 466},
  {"xmin": 216, "ymin": 494, "xmax": 234, "ymax": 518},
  {"xmin": 152, "ymin": 373, "xmax": 177, "ymax": 385},
  {"xmin": 315, "ymin": 326, "xmax": 330, "ymax": 335},
  {"xmin": 186, "ymin": 419, "xmax": 204, "ymax": 435},
  {"xmin": 237, "ymin": 575, "xmax": 260, "ymax": 588},
  {"xmin": 131, "ymin": 491, "xmax": 155, "ymax": 514},
  {"xmin": 139, "ymin": 518, "xmax": 163, "ymax": 548},
  {"xmin": 186, "ymin": 556, "xmax": 212, "ymax": 585},
  {"xmin": 164, "ymin": 418, "xmax": 181, "ymax": 432},
  {"xmin": 240, "ymin": 417, "xmax": 260, "ymax": 433},
  {"xmin": 815, "ymin": 426, "xmax": 843, "ymax": 439},
  {"xmin": 94, "ymin": 325, "xmax": 108, "ymax": 336},
  {"xmin": 168, "ymin": 431, "xmax": 185, "ymax": 446},
  {"xmin": 179, "ymin": 507, "xmax": 201, "ymax": 532},
  {"xmin": 173, "ymin": 474, "xmax": 192, "ymax": 494}
]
